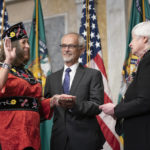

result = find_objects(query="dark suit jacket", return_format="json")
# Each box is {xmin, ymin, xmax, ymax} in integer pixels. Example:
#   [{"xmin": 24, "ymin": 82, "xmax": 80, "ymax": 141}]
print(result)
[
  {"xmin": 44, "ymin": 64, "xmax": 105, "ymax": 150},
  {"xmin": 115, "ymin": 50, "xmax": 150, "ymax": 150}
]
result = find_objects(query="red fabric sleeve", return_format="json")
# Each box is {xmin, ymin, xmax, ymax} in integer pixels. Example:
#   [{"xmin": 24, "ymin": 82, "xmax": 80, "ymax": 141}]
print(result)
[{"xmin": 40, "ymin": 98, "xmax": 53, "ymax": 120}]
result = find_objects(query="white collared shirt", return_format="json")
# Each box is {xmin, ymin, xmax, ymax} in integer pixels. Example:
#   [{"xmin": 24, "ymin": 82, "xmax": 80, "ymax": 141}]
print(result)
[{"xmin": 62, "ymin": 62, "xmax": 79, "ymax": 90}]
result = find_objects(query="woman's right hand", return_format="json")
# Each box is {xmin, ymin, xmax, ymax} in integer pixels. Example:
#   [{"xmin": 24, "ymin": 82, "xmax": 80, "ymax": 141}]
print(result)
[
  {"xmin": 4, "ymin": 37, "xmax": 16, "ymax": 64},
  {"xmin": 99, "ymin": 103, "xmax": 115, "ymax": 115}
]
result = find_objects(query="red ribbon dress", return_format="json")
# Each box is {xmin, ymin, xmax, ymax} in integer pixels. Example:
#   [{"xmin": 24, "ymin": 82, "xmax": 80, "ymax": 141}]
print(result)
[{"xmin": 0, "ymin": 67, "xmax": 52, "ymax": 150}]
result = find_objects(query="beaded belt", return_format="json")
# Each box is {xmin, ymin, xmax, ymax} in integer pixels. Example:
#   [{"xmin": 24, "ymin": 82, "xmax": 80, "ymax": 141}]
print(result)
[{"xmin": 0, "ymin": 96, "xmax": 39, "ymax": 112}]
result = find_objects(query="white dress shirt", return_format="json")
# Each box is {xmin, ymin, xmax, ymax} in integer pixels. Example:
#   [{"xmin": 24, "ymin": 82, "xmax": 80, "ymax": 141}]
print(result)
[{"xmin": 62, "ymin": 62, "xmax": 79, "ymax": 90}]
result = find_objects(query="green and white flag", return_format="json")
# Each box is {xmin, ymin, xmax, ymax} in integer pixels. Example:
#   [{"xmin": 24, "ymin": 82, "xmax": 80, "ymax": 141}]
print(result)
[
  {"xmin": 27, "ymin": 0, "xmax": 50, "ymax": 87},
  {"xmin": 27, "ymin": 0, "xmax": 52, "ymax": 150}
]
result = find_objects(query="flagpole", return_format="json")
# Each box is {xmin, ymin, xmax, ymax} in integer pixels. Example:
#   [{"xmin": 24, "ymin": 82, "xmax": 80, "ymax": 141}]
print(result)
[
  {"xmin": 88, "ymin": 0, "xmax": 91, "ymax": 66},
  {"xmin": 142, "ymin": 0, "xmax": 146, "ymax": 21},
  {"xmin": 35, "ymin": 0, "xmax": 42, "ymax": 79},
  {"xmin": 36, "ymin": 0, "xmax": 39, "ymax": 65},
  {"xmin": 86, "ymin": 0, "xmax": 89, "ymax": 66},
  {"xmin": 1, "ymin": 0, "xmax": 5, "ymax": 48},
  {"xmin": 86, "ymin": 0, "xmax": 91, "ymax": 67}
]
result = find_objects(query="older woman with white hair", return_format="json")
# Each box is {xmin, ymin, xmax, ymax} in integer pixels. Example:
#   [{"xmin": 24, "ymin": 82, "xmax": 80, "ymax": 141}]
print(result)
[{"xmin": 100, "ymin": 21, "xmax": 150, "ymax": 150}]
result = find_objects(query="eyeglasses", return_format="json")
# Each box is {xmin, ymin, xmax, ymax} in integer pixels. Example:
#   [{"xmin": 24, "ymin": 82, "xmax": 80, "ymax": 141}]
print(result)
[{"xmin": 60, "ymin": 44, "xmax": 82, "ymax": 49}]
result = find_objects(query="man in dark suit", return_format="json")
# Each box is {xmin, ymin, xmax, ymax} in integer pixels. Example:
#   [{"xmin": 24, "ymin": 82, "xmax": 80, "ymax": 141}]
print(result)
[
  {"xmin": 100, "ymin": 21, "xmax": 150, "ymax": 150},
  {"xmin": 44, "ymin": 33, "xmax": 105, "ymax": 150}
]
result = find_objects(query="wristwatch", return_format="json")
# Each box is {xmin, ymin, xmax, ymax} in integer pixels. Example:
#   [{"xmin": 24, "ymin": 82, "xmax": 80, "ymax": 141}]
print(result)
[{"xmin": 1, "ymin": 63, "xmax": 12, "ymax": 70}]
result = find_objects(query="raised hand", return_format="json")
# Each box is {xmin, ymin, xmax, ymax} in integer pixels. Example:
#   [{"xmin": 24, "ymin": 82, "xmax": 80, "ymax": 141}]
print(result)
[{"xmin": 4, "ymin": 37, "xmax": 16, "ymax": 64}]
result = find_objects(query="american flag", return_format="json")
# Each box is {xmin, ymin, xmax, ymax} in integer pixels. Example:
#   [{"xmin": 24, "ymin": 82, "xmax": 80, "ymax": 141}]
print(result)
[
  {"xmin": 79, "ymin": 0, "xmax": 120, "ymax": 149},
  {"xmin": 0, "ymin": 0, "xmax": 10, "ymax": 45}
]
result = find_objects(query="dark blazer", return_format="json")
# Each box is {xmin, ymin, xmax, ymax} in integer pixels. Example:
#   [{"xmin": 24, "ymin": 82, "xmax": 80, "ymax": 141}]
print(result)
[
  {"xmin": 115, "ymin": 50, "xmax": 150, "ymax": 150},
  {"xmin": 44, "ymin": 64, "xmax": 105, "ymax": 150}
]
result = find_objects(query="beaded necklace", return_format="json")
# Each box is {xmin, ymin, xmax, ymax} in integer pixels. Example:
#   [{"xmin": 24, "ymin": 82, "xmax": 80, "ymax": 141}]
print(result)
[{"xmin": 10, "ymin": 66, "xmax": 41, "ymax": 85}]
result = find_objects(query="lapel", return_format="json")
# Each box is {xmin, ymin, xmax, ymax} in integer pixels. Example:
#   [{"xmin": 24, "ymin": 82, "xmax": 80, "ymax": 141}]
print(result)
[
  {"xmin": 70, "ymin": 64, "xmax": 85, "ymax": 94},
  {"xmin": 136, "ymin": 50, "xmax": 150, "ymax": 74},
  {"xmin": 55, "ymin": 68, "xmax": 64, "ymax": 94},
  {"xmin": 140, "ymin": 50, "xmax": 150, "ymax": 63}
]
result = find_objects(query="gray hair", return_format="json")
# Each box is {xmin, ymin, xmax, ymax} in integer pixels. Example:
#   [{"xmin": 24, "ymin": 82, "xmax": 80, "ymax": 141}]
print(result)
[
  {"xmin": 132, "ymin": 21, "xmax": 150, "ymax": 44},
  {"xmin": 78, "ymin": 34, "xmax": 85, "ymax": 48},
  {"xmin": 62, "ymin": 32, "xmax": 85, "ymax": 48}
]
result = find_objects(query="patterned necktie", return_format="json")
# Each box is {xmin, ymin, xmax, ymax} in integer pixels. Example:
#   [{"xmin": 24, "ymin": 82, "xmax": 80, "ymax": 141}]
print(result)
[{"xmin": 63, "ymin": 68, "xmax": 71, "ymax": 94}]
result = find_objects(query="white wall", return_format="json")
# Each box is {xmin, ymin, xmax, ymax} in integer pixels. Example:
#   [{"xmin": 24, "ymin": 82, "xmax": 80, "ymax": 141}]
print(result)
[{"xmin": 106, "ymin": 0, "xmax": 127, "ymax": 103}]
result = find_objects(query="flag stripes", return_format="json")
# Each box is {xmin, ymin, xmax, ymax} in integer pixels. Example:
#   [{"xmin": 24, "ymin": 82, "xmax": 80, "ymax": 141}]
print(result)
[
  {"xmin": 0, "ymin": 0, "xmax": 9, "ymax": 46},
  {"xmin": 79, "ymin": 0, "xmax": 120, "ymax": 149},
  {"xmin": 94, "ymin": 53, "xmax": 107, "ymax": 78}
]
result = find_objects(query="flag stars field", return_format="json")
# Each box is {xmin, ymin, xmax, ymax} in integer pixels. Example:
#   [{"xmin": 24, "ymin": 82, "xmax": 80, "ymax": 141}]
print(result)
[{"xmin": 92, "ymin": 23, "xmax": 96, "ymax": 29}]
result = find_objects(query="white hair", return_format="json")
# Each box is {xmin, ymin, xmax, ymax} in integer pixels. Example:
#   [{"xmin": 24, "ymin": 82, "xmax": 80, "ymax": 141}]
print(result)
[
  {"xmin": 62, "ymin": 32, "xmax": 85, "ymax": 48},
  {"xmin": 132, "ymin": 21, "xmax": 150, "ymax": 44},
  {"xmin": 78, "ymin": 34, "xmax": 85, "ymax": 48}
]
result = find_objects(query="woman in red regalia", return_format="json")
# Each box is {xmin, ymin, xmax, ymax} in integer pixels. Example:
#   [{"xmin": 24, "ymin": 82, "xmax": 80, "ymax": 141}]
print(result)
[{"xmin": 0, "ymin": 22, "xmax": 72, "ymax": 150}]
